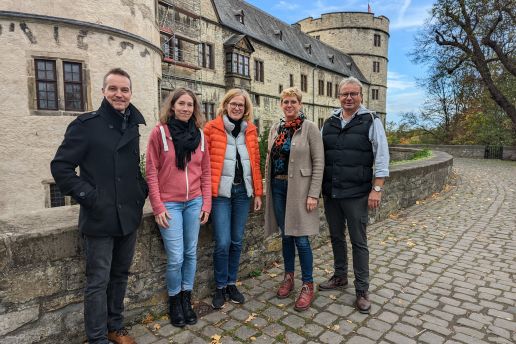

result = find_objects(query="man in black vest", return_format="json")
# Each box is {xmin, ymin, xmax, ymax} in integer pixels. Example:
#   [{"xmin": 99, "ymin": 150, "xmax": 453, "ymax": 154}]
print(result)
[
  {"xmin": 51, "ymin": 68, "xmax": 147, "ymax": 344},
  {"xmin": 319, "ymin": 77, "xmax": 389, "ymax": 314}
]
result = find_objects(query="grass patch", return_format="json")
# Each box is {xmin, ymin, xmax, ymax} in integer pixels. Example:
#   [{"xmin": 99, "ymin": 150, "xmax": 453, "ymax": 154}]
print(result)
[{"xmin": 391, "ymin": 149, "xmax": 432, "ymax": 165}]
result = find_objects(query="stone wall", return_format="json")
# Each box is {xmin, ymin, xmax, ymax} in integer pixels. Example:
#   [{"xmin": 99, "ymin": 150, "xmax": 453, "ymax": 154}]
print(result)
[
  {"xmin": 0, "ymin": 150, "xmax": 453, "ymax": 343},
  {"xmin": 391, "ymin": 144, "xmax": 516, "ymax": 161}
]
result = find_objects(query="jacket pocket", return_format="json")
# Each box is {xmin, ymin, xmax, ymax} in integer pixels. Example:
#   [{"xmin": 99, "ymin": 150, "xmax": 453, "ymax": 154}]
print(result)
[{"xmin": 300, "ymin": 168, "xmax": 312, "ymax": 177}]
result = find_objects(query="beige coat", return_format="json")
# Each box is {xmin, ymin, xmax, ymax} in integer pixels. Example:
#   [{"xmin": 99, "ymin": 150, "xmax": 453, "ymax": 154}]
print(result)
[{"xmin": 264, "ymin": 119, "xmax": 324, "ymax": 237}]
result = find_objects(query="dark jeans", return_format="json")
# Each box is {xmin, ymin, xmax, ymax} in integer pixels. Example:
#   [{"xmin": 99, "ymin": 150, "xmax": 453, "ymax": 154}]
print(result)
[
  {"xmin": 271, "ymin": 178, "xmax": 313, "ymax": 283},
  {"xmin": 83, "ymin": 231, "xmax": 137, "ymax": 344},
  {"xmin": 212, "ymin": 183, "xmax": 251, "ymax": 288},
  {"xmin": 323, "ymin": 195, "xmax": 369, "ymax": 291}
]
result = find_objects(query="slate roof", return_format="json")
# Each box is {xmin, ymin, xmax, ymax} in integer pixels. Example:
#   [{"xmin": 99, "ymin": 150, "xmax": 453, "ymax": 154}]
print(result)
[{"xmin": 211, "ymin": 0, "xmax": 368, "ymax": 83}]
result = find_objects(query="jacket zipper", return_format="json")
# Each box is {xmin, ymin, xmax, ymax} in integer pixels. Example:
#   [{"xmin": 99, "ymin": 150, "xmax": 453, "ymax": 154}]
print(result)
[{"xmin": 185, "ymin": 164, "xmax": 189, "ymax": 200}]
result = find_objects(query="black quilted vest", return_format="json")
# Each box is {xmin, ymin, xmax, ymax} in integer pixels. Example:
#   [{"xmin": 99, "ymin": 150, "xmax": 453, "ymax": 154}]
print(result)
[{"xmin": 322, "ymin": 112, "xmax": 375, "ymax": 199}]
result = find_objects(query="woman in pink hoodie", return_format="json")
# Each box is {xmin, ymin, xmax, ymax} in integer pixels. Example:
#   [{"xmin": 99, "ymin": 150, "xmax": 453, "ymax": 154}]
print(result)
[{"xmin": 145, "ymin": 87, "xmax": 211, "ymax": 328}]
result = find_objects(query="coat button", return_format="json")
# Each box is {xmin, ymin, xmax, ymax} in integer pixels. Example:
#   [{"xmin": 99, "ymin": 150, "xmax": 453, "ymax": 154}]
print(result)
[
  {"xmin": 118, "ymin": 204, "xmax": 122, "ymax": 209},
  {"xmin": 290, "ymin": 159, "xmax": 294, "ymax": 162},
  {"xmin": 289, "ymin": 174, "xmax": 293, "ymax": 178},
  {"xmin": 117, "ymin": 177, "xmax": 121, "ymax": 182},
  {"xmin": 109, "ymin": 124, "xmax": 114, "ymax": 129},
  {"xmin": 79, "ymin": 191, "xmax": 85, "ymax": 197}
]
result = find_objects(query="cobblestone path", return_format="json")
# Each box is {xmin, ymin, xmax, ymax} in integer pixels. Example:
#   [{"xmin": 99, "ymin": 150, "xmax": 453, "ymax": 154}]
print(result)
[{"xmin": 130, "ymin": 158, "xmax": 516, "ymax": 344}]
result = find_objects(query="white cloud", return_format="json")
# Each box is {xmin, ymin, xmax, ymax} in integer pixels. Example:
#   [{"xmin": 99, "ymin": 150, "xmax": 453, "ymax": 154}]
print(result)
[
  {"xmin": 273, "ymin": 1, "xmax": 299, "ymax": 11},
  {"xmin": 390, "ymin": 3, "xmax": 432, "ymax": 29},
  {"xmin": 387, "ymin": 71, "xmax": 417, "ymax": 90}
]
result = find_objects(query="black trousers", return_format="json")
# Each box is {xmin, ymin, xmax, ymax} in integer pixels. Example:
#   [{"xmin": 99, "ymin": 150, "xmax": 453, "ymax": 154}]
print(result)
[
  {"xmin": 83, "ymin": 231, "xmax": 137, "ymax": 344},
  {"xmin": 323, "ymin": 195, "xmax": 369, "ymax": 291}
]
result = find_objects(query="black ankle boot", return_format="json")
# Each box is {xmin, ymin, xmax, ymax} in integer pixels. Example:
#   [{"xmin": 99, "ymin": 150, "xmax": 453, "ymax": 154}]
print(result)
[
  {"xmin": 169, "ymin": 294, "xmax": 185, "ymax": 327},
  {"xmin": 181, "ymin": 290, "xmax": 197, "ymax": 325}
]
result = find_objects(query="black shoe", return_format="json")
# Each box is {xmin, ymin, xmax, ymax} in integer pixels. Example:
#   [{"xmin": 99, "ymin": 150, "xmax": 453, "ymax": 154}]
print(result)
[
  {"xmin": 169, "ymin": 294, "xmax": 186, "ymax": 327},
  {"xmin": 226, "ymin": 284, "xmax": 245, "ymax": 304},
  {"xmin": 181, "ymin": 290, "xmax": 197, "ymax": 325},
  {"xmin": 212, "ymin": 287, "xmax": 226, "ymax": 309}
]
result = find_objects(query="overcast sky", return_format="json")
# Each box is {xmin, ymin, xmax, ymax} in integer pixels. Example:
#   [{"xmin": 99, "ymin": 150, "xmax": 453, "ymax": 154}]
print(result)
[{"xmin": 245, "ymin": 0, "xmax": 435, "ymax": 123}]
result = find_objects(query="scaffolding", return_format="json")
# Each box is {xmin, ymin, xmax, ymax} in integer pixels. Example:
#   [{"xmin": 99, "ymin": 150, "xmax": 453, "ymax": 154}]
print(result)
[{"xmin": 158, "ymin": 0, "xmax": 203, "ymax": 99}]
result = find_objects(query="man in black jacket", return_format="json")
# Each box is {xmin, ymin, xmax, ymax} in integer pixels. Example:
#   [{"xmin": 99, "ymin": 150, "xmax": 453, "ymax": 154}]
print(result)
[
  {"xmin": 319, "ymin": 77, "xmax": 389, "ymax": 314},
  {"xmin": 51, "ymin": 68, "xmax": 147, "ymax": 344}
]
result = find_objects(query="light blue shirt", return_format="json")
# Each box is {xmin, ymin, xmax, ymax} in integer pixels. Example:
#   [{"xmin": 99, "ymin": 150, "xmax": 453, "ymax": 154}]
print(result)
[{"xmin": 323, "ymin": 105, "xmax": 390, "ymax": 178}]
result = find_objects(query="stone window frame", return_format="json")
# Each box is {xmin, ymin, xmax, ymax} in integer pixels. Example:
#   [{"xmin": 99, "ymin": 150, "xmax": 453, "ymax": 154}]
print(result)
[
  {"xmin": 372, "ymin": 88, "xmax": 379, "ymax": 100},
  {"xmin": 254, "ymin": 59, "xmax": 264, "ymax": 82},
  {"xmin": 326, "ymin": 81, "xmax": 333, "ymax": 97},
  {"xmin": 318, "ymin": 79, "xmax": 324, "ymax": 96},
  {"xmin": 225, "ymin": 51, "xmax": 250, "ymax": 77},
  {"xmin": 198, "ymin": 42, "xmax": 214, "ymax": 69},
  {"xmin": 335, "ymin": 84, "xmax": 339, "ymax": 98},
  {"xmin": 28, "ymin": 53, "xmax": 90, "ymax": 116},
  {"xmin": 374, "ymin": 34, "xmax": 381, "ymax": 47},
  {"xmin": 278, "ymin": 84, "xmax": 283, "ymax": 94},
  {"xmin": 289, "ymin": 74, "xmax": 294, "ymax": 87},
  {"xmin": 42, "ymin": 179, "xmax": 77, "ymax": 208},
  {"xmin": 202, "ymin": 102, "xmax": 216, "ymax": 120},
  {"xmin": 373, "ymin": 61, "xmax": 380, "ymax": 73},
  {"xmin": 300, "ymin": 74, "xmax": 308, "ymax": 92},
  {"xmin": 317, "ymin": 117, "xmax": 324, "ymax": 129}
]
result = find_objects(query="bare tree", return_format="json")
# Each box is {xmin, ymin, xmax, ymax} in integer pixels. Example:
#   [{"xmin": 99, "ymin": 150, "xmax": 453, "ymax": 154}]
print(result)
[{"xmin": 412, "ymin": 0, "xmax": 516, "ymax": 134}]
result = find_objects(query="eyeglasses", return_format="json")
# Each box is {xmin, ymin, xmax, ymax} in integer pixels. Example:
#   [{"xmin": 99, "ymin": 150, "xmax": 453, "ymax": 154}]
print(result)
[
  {"xmin": 228, "ymin": 102, "xmax": 245, "ymax": 109},
  {"xmin": 338, "ymin": 92, "xmax": 361, "ymax": 98},
  {"xmin": 282, "ymin": 100, "xmax": 299, "ymax": 105}
]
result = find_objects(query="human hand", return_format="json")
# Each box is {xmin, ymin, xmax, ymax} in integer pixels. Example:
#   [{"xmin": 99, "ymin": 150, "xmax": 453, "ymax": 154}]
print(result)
[
  {"xmin": 368, "ymin": 190, "xmax": 382, "ymax": 209},
  {"xmin": 306, "ymin": 196, "xmax": 318, "ymax": 212},
  {"xmin": 200, "ymin": 211, "xmax": 210, "ymax": 224},
  {"xmin": 155, "ymin": 211, "xmax": 171, "ymax": 228},
  {"xmin": 254, "ymin": 196, "xmax": 262, "ymax": 211}
]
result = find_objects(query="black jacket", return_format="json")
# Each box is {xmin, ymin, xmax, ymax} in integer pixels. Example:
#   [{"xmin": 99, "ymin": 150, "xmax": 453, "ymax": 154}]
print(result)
[
  {"xmin": 51, "ymin": 98, "xmax": 148, "ymax": 236},
  {"xmin": 322, "ymin": 112, "xmax": 375, "ymax": 199}
]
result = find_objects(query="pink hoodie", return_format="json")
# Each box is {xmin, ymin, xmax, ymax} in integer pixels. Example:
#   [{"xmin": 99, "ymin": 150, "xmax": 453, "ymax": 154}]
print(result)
[{"xmin": 146, "ymin": 123, "xmax": 212, "ymax": 216}]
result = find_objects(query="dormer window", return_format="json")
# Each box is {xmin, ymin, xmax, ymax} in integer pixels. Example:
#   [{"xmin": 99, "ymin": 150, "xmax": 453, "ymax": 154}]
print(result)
[
  {"xmin": 235, "ymin": 10, "xmax": 245, "ymax": 24},
  {"xmin": 328, "ymin": 54, "xmax": 335, "ymax": 63},
  {"xmin": 274, "ymin": 29, "xmax": 283, "ymax": 41},
  {"xmin": 304, "ymin": 43, "xmax": 312, "ymax": 55}
]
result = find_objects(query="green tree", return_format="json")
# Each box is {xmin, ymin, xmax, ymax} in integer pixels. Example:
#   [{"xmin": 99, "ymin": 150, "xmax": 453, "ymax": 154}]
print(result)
[{"xmin": 412, "ymin": 0, "xmax": 516, "ymax": 135}]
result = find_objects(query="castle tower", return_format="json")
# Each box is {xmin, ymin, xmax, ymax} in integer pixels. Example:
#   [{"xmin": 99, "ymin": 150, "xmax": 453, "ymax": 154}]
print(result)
[{"xmin": 296, "ymin": 12, "xmax": 389, "ymax": 120}]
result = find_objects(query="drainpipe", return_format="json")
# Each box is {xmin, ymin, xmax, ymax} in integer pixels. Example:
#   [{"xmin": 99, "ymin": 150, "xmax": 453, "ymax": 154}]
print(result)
[{"xmin": 312, "ymin": 64, "xmax": 318, "ymax": 121}]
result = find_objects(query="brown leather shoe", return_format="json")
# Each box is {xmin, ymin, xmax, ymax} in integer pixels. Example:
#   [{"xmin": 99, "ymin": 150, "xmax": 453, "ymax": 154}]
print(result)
[
  {"xmin": 318, "ymin": 275, "xmax": 348, "ymax": 291},
  {"xmin": 276, "ymin": 272, "xmax": 294, "ymax": 298},
  {"xmin": 294, "ymin": 282, "xmax": 315, "ymax": 311},
  {"xmin": 355, "ymin": 290, "xmax": 371, "ymax": 314},
  {"xmin": 108, "ymin": 328, "xmax": 136, "ymax": 344}
]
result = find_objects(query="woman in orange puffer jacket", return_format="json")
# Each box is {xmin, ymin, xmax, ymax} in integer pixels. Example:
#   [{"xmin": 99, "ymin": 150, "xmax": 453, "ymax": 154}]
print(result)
[{"xmin": 204, "ymin": 89, "xmax": 263, "ymax": 310}]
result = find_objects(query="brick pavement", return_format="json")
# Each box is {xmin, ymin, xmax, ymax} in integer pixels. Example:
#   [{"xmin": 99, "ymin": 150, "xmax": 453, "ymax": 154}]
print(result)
[{"xmin": 130, "ymin": 158, "xmax": 516, "ymax": 343}]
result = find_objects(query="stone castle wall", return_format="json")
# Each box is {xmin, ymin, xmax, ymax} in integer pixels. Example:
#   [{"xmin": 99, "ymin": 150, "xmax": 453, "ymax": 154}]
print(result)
[
  {"xmin": 0, "ymin": 3, "xmax": 162, "ymax": 216},
  {"xmin": 0, "ymin": 150, "xmax": 453, "ymax": 343}
]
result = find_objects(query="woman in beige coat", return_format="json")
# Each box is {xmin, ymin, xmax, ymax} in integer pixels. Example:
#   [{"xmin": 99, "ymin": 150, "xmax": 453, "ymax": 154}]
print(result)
[{"xmin": 264, "ymin": 87, "xmax": 324, "ymax": 311}]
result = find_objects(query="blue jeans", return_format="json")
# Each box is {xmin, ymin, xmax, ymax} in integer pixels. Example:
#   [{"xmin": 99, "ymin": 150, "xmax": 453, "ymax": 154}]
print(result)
[
  {"xmin": 83, "ymin": 231, "xmax": 137, "ymax": 344},
  {"xmin": 271, "ymin": 178, "xmax": 313, "ymax": 283},
  {"xmin": 211, "ymin": 183, "xmax": 251, "ymax": 288},
  {"xmin": 160, "ymin": 197, "xmax": 202, "ymax": 296}
]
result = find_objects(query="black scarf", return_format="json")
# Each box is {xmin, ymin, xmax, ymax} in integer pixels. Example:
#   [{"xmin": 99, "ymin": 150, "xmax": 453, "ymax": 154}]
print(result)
[
  {"xmin": 167, "ymin": 118, "xmax": 201, "ymax": 170},
  {"xmin": 227, "ymin": 116, "xmax": 243, "ymax": 138}
]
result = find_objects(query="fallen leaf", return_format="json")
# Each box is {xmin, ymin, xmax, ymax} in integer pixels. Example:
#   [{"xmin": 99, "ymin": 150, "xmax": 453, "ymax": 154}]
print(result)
[
  {"xmin": 211, "ymin": 334, "xmax": 222, "ymax": 344},
  {"xmin": 346, "ymin": 320, "xmax": 353, "ymax": 324},
  {"xmin": 236, "ymin": 281, "xmax": 243, "ymax": 286},
  {"xmin": 324, "ymin": 268, "xmax": 333, "ymax": 274},
  {"xmin": 152, "ymin": 323, "xmax": 161, "ymax": 331},
  {"xmin": 245, "ymin": 313, "xmax": 257, "ymax": 323},
  {"xmin": 277, "ymin": 303, "xmax": 285, "ymax": 307},
  {"xmin": 268, "ymin": 273, "xmax": 278, "ymax": 278},
  {"xmin": 329, "ymin": 295, "xmax": 337, "ymax": 300},
  {"xmin": 332, "ymin": 324, "xmax": 340, "ymax": 331},
  {"xmin": 142, "ymin": 313, "xmax": 154, "ymax": 324},
  {"xmin": 250, "ymin": 337, "xmax": 257, "ymax": 341}
]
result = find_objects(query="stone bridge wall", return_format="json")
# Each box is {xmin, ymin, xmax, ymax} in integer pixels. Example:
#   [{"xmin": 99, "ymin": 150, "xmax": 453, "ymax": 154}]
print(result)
[
  {"xmin": 0, "ymin": 150, "xmax": 453, "ymax": 343},
  {"xmin": 390, "ymin": 144, "xmax": 516, "ymax": 161}
]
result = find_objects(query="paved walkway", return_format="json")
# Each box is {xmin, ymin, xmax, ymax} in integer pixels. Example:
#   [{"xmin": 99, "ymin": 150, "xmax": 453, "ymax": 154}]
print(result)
[{"xmin": 130, "ymin": 158, "xmax": 516, "ymax": 344}]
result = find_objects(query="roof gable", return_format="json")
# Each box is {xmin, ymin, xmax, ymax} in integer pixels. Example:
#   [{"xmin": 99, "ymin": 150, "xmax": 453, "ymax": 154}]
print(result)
[{"xmin": 211, "ymin": 0, "xmax": 368, "ymax": 82}]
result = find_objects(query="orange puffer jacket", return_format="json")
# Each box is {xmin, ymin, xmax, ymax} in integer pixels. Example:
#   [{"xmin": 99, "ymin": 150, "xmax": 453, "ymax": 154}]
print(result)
[{"xmin": 204, "ymin": 116, "xmax": 263, "ymax": 198}]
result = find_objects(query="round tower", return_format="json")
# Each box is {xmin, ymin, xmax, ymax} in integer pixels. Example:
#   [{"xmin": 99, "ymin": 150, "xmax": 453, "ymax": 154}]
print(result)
[
  {"xmin": 297, "ymin": 12, "xmax": 389, "ymax": 120},
  {"xmin": 0, "ymin": 1, "xmax": 162, "ymax": 214}
]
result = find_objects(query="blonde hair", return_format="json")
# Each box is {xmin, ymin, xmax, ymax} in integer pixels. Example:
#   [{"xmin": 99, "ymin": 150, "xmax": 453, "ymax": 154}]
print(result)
[
  {"xmin": 280, "ymin": 87, "xmax": 302, "ymax": 102},
  {"xmin": 159, "ymin": 87, "xmax": 204, "ymax": 128},
  {"xmin": 216, "ymin": 89, "xmax": 254, "ymax": 122}
]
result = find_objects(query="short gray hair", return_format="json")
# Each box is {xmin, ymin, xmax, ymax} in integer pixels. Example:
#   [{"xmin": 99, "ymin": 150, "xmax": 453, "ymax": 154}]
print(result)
[{"xmin": 338, "ymin": 77, "xmax": 363, "ymax": 94}]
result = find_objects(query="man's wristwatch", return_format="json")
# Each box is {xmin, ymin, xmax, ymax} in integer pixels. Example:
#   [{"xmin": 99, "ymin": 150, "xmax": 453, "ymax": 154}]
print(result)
[{"xmin": 372, "ymin": 185, "xmax": 383, "ymax": 192}]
